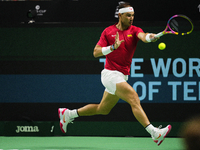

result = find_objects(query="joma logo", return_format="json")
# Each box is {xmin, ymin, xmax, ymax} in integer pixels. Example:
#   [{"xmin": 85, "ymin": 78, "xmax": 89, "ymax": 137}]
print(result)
[{"xmin": 16, "ymin": 126, "xmax": 39, "ymax": 133}]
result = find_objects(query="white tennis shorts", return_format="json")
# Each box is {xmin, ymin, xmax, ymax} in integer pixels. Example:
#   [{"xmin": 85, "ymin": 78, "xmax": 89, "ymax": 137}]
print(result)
[{"xmin": 101, "ymin": 69, "xmax": 128, "ymax": 95}]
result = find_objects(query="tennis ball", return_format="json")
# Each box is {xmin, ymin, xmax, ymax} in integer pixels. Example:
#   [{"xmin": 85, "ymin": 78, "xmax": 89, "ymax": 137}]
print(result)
[{"xmin": 158, "ymin": 42, "xmax": 166, "ymax": 50}]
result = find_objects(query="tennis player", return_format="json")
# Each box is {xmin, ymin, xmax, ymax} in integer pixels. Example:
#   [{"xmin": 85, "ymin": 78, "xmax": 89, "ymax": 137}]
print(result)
[{"xmin": 58, "ymin": 2, "xmax": 171, "ymax": 146}]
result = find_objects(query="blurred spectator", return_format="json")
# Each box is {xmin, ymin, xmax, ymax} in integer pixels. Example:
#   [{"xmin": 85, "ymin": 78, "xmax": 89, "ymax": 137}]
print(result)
[{"xmin": 181, "ymin": 115, "xmax": 200, "ymax": 150}]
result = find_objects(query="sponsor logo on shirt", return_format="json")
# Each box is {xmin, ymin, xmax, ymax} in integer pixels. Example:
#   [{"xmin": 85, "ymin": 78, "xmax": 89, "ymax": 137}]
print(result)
[{"xmin": 127, "ymin": 34, "xmax": 132, "ymax": 37}]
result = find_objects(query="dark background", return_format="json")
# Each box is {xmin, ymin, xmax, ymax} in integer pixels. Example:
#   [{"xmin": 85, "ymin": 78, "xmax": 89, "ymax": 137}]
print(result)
[
  {"xmin": 0, "ymin": 0, "xmax": 200, "ymax": 124},
  {"xmin": 0, "ymin": 0, "xmax": 199, "ymax": 24}
]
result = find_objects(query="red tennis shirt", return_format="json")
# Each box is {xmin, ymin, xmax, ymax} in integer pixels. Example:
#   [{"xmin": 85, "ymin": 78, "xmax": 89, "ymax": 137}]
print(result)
[{"xmin": 97, "ymin": 23, "xmax": 144, "ymax": 75}]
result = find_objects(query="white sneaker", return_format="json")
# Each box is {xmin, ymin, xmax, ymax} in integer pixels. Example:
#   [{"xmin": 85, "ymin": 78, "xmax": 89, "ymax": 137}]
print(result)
[
  {"xmin": 58, "ymin": 108, "xmax": 74, "ymax": 133},
  {"xmin": 152, "ymin": 125, "xmax": 172, "ymax": 146}
]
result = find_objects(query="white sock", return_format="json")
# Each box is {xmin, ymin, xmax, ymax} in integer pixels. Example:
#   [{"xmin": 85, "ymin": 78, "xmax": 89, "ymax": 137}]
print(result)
[
  {"xmin": 145, "ymin": 124, "xmax": 155, "ymax": 135},
  {"xmin": 69, "ymin": 109, "xmax": 79, "ymax": 118}
]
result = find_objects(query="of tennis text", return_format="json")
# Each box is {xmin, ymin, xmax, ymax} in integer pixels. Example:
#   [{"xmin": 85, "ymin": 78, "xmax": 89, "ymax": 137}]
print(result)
[{"xmin": 99, "ymin": 58, "xmax": 200, "ymax": 102}]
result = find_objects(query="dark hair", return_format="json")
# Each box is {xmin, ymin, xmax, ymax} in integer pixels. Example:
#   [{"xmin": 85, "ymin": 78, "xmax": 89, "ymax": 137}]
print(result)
[{"xmin": 118, "ymin": 2, "xmax": 131, "ymax": 9}]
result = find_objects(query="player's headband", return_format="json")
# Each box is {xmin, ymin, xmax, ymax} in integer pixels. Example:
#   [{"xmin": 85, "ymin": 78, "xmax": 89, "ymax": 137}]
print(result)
[{"xmin": 118, "ymin": 7, "xmax": 134, "ymax": 14}]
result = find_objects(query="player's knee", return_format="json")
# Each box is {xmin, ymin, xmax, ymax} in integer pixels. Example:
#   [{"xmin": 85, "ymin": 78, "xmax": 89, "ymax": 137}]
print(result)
[
  {"xmin": 97, "ymin": 108, "xmax": 111, "ymax": 115},
  {"xmin": 100, "ymin": 109, "xmax": 110, "ymax": 115},
  {"xmin": 96, "ymin": 104, "xmax": 111, "ymax": 115},
  {"xmin": 104, "ymin": 111, "xmax": 111, "ymax": 115}
]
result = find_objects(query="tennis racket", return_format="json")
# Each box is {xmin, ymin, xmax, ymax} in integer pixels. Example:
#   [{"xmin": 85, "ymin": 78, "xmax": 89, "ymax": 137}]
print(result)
[{"xmin": 155, "ymin": 14, "xmax": 194, "ymax": 38}]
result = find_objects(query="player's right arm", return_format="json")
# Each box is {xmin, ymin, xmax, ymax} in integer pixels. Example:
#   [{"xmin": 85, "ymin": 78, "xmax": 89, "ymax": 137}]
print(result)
[{"xmin": 138, "ymin": 32, "xmax": 158, "ymax": 43}]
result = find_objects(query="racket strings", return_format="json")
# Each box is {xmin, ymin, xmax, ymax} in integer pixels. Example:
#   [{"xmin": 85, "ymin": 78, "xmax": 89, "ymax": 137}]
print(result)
[
  {"xmin": 169, "ymin": 16, "xmax": 193, "ymax": 35},
  {"xmin": 170, "ymin": 20, "xmax": 179, "ymax": 32}
]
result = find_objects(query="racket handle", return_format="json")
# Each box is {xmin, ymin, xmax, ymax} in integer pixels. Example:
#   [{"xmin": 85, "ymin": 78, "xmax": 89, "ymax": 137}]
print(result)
[{"xmin": 155, "ymin": 32, "xmax": 164, "ymax": 38}]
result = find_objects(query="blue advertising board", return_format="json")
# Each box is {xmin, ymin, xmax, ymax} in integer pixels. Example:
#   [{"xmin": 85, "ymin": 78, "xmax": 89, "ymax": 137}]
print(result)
[{"xmin": 1, "ymin": 58, "xmax": 199, "ymax": 103}]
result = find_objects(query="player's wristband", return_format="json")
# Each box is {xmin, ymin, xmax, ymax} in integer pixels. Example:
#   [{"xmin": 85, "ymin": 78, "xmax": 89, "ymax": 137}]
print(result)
[
  {"xmin": 102, "ymin": 46, "xmax": 112, "ymax": 55},
  {"xmin": 145, "ymin": 33, "xmax": 152, "ymax": 42},
  {"xmin": 111, "ymin": 44, "xmax": 116, "ymax": 50}
]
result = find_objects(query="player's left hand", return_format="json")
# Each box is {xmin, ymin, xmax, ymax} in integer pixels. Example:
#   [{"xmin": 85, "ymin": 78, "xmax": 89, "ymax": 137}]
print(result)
[{"xmin": 114, "ymin": 32, "xmax": 125, "ymax": 49}]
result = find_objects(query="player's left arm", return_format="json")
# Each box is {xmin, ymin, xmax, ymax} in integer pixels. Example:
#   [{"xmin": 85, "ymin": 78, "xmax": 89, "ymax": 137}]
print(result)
[{"xmin": 137, "ymin": 32, "xmax": 158, "ymax": 43}]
